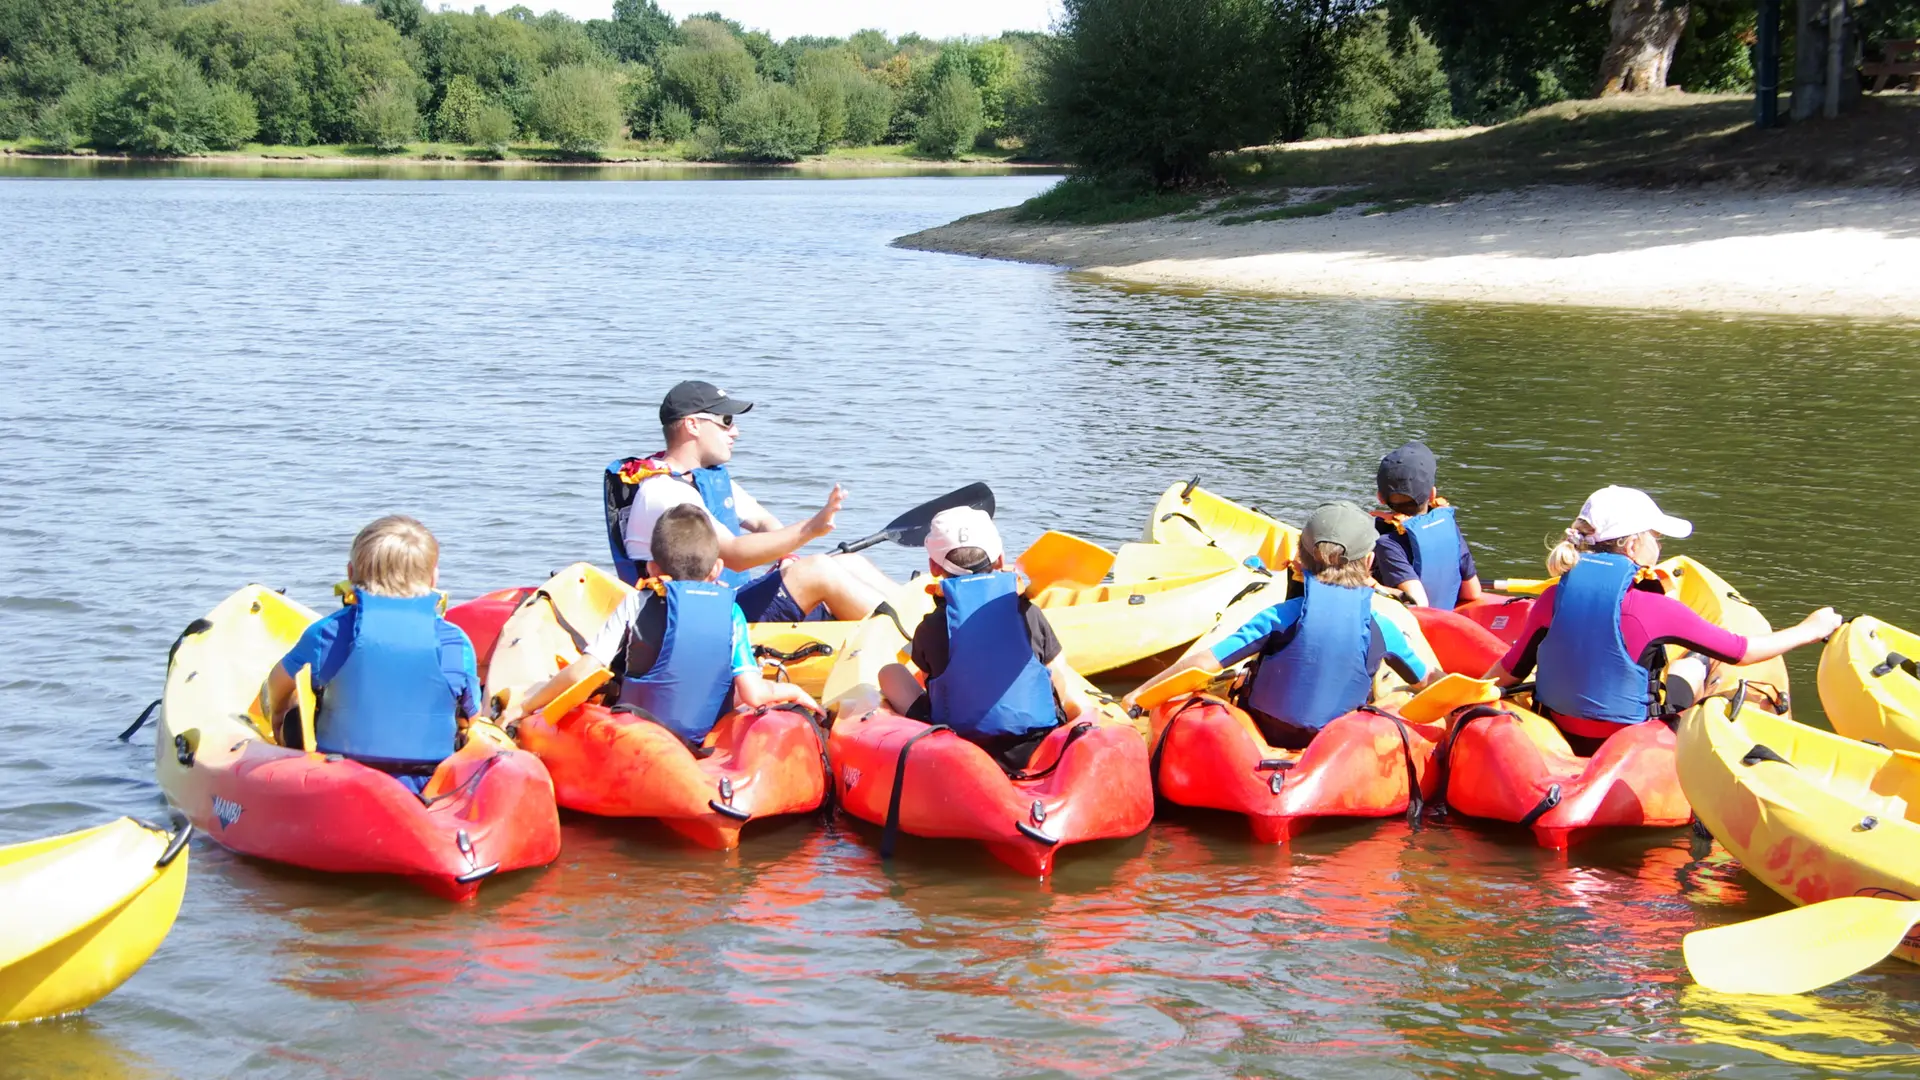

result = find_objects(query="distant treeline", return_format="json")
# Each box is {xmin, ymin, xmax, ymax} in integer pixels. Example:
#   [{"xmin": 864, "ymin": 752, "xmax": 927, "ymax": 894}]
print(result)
[
  {"xmin": 0, "ymin": 0, "xmax": 1046, "ymax": 159},
  {"xmin": 6, "ymin": 0, "xmax": 1918, "ymax": 169}
]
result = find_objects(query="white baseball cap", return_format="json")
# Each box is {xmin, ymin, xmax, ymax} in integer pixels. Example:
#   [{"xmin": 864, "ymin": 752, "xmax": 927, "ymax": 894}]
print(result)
[
  {"xmin": 925, "ymin": 507, "xmax": 1002, "ymax": 575},
  {"xmin": 1580, "ymin": 486, "xmax": 1693, "ymax": 543}
]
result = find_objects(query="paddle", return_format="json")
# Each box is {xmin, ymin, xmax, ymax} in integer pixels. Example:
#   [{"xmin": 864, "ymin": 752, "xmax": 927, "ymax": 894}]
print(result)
[
  {"xmin": 832, "ymin": 483, "xmax": 995, "ymax": 555},
  {"xmin": 1017, "ymin": 530, "xmax": 1116, "ymax": 594},
  {"xmin": 1684, "ymin": 896, "xmax": 1920, "ymax": 995},
  {"xmin": 1399, "ymin": 674, "xmax": 1503, "ymax": 724}
]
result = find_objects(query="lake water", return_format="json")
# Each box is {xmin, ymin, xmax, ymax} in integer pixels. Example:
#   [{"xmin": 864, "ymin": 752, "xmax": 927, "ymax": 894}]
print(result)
[{"xmin": 5, "ymin": 170, "xmax": 1920, "ymax": 1078}]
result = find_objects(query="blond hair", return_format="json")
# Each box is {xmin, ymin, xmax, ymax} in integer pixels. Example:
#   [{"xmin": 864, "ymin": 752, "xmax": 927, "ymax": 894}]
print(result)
[
  {"xmin": 1545, "ymin": 517, "xmax": 1649, "ymax": 577},
  {"xmin": 1300, "ymin": 540, "xmax": 1375, "ymax": 588},
  {"xmin": 349, "ymin": 515, "xmax": 440, "ymax": 597}
]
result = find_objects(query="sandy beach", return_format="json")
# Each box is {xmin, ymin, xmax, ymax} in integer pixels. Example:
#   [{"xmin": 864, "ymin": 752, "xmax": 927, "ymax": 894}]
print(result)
[{"xmin": 897, "ymin": 185, "xmax": 1920, "ymax": 319}]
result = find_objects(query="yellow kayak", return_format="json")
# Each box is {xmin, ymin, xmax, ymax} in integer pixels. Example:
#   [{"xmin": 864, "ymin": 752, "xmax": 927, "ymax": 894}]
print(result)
[
  {"xmin": 1678, "ymin": 687, "xmax": 1920, "ymax": 966},
  {"xmin": 1819, "ymin": 615, "xmax": 1920, "ymax": 753},
  {"xmin": 1145, "ymin": 479, "xmax": 1298, "ymax": 570},
  {"xmin": 484, "ymin": 563, "xmax": 854, "ymax": 709},
  {"xmin": 1, "ymin": 814, "xmax": 191, "ymax": 1024}
]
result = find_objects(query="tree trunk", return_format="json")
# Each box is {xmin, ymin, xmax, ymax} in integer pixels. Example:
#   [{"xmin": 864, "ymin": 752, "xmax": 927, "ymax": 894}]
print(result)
[{"xmin": 1594, "ymin": 0, "xmax": 1692, "ymax": 95}]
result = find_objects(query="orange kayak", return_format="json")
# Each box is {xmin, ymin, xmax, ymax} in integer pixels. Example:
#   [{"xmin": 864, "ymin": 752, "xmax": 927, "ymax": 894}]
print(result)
[
  {"xmin": 1438, "ymin": 702, "xmax": 1689, "ymax": 850},
  {"xmin": 1408, "ymin": 604, "xmax": 1511, "ymax": 677},
  {"xmin": 1455, "ymin": 595, "xmax": 1535, "ymax": 648},
  {"xmin": 444, "ymin": 587, "xmax": 537, "ymax": 685},
  {"xmin": 1149, "ymin": 695, "xmax": 1440, "ymax": 843},
  {"xmin": 514, "ymin": 701, "xmax": 829, "ymax": 850},
  {"xmin": 830, "ymin": 709, "xmax": 1153, "ymax": 878}
]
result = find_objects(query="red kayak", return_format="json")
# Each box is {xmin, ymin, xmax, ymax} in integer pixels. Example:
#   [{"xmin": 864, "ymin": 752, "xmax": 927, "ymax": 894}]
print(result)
[
  {"xmin": 514, "ymin": 701, "xmax": 829, "ymax": 849},
  {"xmin": 158, "ymin": 585, "xmax": 561, "ymax": 900},
  {"xmin": 830, "ymin": 709, "xmax": 1153, "ymax": 878},
  {"xmin": 1149, "ymin": 695, "xmax": 1440, "ymax": 843},
  {"xmin": 445, "ymin": 587, "xmax": 538, "ymax": 685},
  {"xmin": 1408, "ymin": 604, "xmax": 1512, "ymax": 677},
  {"xmin": 1455, "ymin": 595, "xmax": 1535, "ymax": 648},
  {"xmin": 1438, "ymin": 702, "xmax": 1689, "ymax": 850}
]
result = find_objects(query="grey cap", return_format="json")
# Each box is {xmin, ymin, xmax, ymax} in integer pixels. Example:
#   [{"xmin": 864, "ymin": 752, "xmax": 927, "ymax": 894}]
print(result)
[{"xmin": 1301, "ymin": 501, "xmax": 1377, "ymax": 560}]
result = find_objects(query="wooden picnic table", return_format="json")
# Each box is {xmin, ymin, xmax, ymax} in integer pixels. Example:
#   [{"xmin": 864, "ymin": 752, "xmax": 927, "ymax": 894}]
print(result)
[{"xmin": 1862, "ymin": 39, "xmax": 1920, "ymax": 92}]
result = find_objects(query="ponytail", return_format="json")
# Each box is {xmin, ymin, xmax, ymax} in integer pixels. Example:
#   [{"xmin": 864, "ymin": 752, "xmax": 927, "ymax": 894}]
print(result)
[{"xmin": 1545, "ymin": 516, "xmax": 1644, "ymax": 576}]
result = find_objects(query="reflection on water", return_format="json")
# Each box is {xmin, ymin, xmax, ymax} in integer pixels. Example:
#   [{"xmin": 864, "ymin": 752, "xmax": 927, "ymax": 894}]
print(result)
[
  {"xmin": 0, "ymin": 154, "xmax": 1044, "ymax": 182},
  {"xmin": 5, "ymin": 174, "xmax": 1920, "ymax": 1076}
]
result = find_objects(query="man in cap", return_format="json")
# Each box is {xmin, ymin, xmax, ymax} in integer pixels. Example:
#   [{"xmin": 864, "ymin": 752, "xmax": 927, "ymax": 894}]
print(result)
[
  {"xmin": 1373, "ymin": 439, "xmax": 1482, "ymax": 608},
  {"xmin": 1125, "ymin": 502, "xmax": 1433, "ymax": 749},
  {"xmin": 612, "ymin": 380, "xmax": 893, "ymax": 622}
]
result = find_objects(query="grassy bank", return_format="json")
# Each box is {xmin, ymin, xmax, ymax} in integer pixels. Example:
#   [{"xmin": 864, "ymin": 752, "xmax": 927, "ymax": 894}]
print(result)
[
  {"xmin": 1016, "ymin": 92, "xmax": 1920, "ymax": 224},
  {"xmin": 0, "ymin": 138, "xmax": 1056, "ymax": 171}
]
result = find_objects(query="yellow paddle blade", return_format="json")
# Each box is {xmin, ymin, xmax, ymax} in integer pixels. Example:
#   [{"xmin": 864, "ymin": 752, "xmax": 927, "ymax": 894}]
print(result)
[
  {"xmin": 1491, "ymin": 577, "xmax": 1554, "ymax": 597},
  {"xmin": 540, "ymin": 663, "xmax": 613, "ymax": 720},
  {"xmin": 1017, "ymin": 530, "xmax": 1116, "ymax": 594},
  {"xmin": 1683, "ymin": 896, "xmax": 1920, "ymax": 995},
  {"xmin": 1399, "ymin": 675, "xmax": 1500, "ymax": 725},
  {"xmin": 1132, "ymin": 667, "xmax": 1218, "ymax": 711}
]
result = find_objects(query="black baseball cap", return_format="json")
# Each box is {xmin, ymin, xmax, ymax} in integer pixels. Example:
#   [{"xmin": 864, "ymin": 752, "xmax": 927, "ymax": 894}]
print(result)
[
  {"xmin": 1376, "ymin": 440, "xmax": 1437, "ymax": 501},
  {"xmin": 660, "ymin": 380, "xmax": 753, "ymax": 424}
]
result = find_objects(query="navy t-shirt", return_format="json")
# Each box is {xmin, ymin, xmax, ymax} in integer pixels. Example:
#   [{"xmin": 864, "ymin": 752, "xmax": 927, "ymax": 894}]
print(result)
[{"xmin": 1372, "ymin": 516, "xmax": 1476, "ymax": 598}]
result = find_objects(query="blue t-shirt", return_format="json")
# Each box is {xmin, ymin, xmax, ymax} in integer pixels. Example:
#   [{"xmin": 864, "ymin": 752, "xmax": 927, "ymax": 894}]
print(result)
[
  {"xmin": 1372, "ymin": 516, "xmax": 1476, "ymax": 598},
  {"xmin": 1211, "ymin": 596, "xmax": 1430, "ymax": 681},
  {"xmin": 280, "ymin": 605, "xmax": 481, "ymax": 718}
]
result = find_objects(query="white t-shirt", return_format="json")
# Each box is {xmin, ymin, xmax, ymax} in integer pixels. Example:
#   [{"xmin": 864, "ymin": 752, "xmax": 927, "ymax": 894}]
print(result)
[{"xmin": 622, "ymin": 472, "xmax": 768, "ymax": 562}]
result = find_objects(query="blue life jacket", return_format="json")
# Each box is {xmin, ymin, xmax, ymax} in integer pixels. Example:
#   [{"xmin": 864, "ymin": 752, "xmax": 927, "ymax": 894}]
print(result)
[
  {"xmin": 1244, "ymin": 576, "xmax": 1379, "ymax": 733},
  {"xmin": 618, "ymin": 580, "xmax": 739, "ymax": 744},
  {"xmin": 1535, "ymin": 552, "xmax": 1655, "ymax": 726},
  {"xmin": 928, "ymin": 572, "xmax": 1059, "ymax": 740},
  {"xmin": 602, "ymin": 456, "xmax": 747, "ymax": 587},
  {"xmin": 1403, "ymin": 504, "xmax": 1464, "ymax": 608},
  {"xmin": 314, "ymin": 593, "xmax": 461, "ymax": 767}
]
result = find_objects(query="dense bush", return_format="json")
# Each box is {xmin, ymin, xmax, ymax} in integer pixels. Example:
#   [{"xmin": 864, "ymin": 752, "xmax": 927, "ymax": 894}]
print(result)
[
  {"xmin": 721, "ymin": 82, "xmax": 817, "ymax": 160},
  {"xmin": 469, "ymin": 101, "xmax": 514, "ymax": 154},
  {"xmin": 1311, "ymin": 12, "xmax": 1453, "ymax": 138},
  {"xmin": 652, "ymin": 99, "xmax": 693, "ymax": 140},
  {"xmin": 659, "ymin": 18, "xmax": 757, "ymax": 121},
  {"xmin": 79, "ymin": 45, "xmax": 258, "ymax": 154},
  {"xmin": 915, "ymin": 70, "xmax": 983, "ymax": 157},
  {"xmin": 0, "ymin": 0, "xmax": 174, "ymax": 138},
  {"xmin": 530, "ymin": 63, "xmax": 622, "ymax": 153},
  {"xmin": 433, "ymin": 73, "xmax": 485, "ymax": 141},
  {"xmin": 843, "ymin": 74, "xmax": 894, "ymax": 145},
  {"xmin": 353, "ymin": 79, "xmax": 416, "ymax": 149},
  {"xmin": 1043, "ymin": 0, "xmax": 1282, "ymax": 185}
]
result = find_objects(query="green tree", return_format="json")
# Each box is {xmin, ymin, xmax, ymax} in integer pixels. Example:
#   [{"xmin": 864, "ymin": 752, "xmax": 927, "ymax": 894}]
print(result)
[
  {"xmin": 658, "ymin": 18, "xmax": 757, "ymax": 120},
  {"xmin": 915, "ymin": 69, "xmax": 982, "ymax": 158},
  {"xmin": 0, "ymin": 0, "xmax": 172, "ymax": 137},
  {"xmin": 842, "ymin": 71, "xmax": 893, "ymax": 145},
  {"xmin": 587, "ymin": 0, "xmax": 676, "ymax": 65},
  {"xmin": 1312, "ymin": 11, "xmax": 1453, "ymax": 137},
  {"xmin": 364, "ymin": 0, "xmax": 424, "ymax": 37},
  {"xmin": 1042, "ymin": 0, "xmax": 1281, "ymax": 185},
  {"xmin": 531, "ymin": 61, "xmax": 622, "ymax": 153},
  {"xmin": 86, "ymin": 45, "xmax": 258, "ymax": 155},
  {"xmin": 470, "ymin": 100, "xmax": 514, "ymax": 154},
  {"xmin": 720, "ymin": 81, "xmax": 817, "ymax": 160},
  {"xmin": 652, "ymin": 98, "xmax": 693, "ymax": 140},
  {"xmin": 354, "ymin": 79, "xmax": 417, "ymax": 150},
  {"xmin": 847, "ymin": 28, "xmax": 894, "ymax": 68},
  {"xmin": 434, "ymin": 72, "xmax": 486, "ymax": 140},
  {"xmin": 1389, "ymin": 0, "xmax": 1610, "ymax": 123},
  {"xmin": 795, "ymin": 48, "xmax": 860, "ymax": 147}
]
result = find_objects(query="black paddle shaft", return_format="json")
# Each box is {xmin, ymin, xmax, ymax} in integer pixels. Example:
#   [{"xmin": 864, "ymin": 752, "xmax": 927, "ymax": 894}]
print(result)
[{"xmin": 833, "ymin": 483, "xmax": 995, "ymax": 555}]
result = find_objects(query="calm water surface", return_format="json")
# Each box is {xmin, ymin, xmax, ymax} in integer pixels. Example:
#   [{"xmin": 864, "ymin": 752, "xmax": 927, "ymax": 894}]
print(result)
[{"xmin": 4, "ymin": 173, "xmax": 1920, "ymax": 1078}]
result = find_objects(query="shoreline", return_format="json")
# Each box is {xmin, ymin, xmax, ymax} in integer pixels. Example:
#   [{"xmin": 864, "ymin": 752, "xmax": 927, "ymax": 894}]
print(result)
[
  {"xmin": 896, "ymin": 184, "xmax": 1920, "ymax": 320},
  {"xmin": 0, "ymin": 145, "xmax": 1065, "ymax": 173}
]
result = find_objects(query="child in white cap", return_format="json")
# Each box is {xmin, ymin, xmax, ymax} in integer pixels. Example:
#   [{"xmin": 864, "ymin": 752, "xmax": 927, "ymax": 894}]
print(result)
[
  {"xmin": 879, "ymin": 507, "xmax": 1093, "ymax": 772},
  {"xmin": 1488, "ymin": 485, "xmax": 1839, "ymax": 753}
]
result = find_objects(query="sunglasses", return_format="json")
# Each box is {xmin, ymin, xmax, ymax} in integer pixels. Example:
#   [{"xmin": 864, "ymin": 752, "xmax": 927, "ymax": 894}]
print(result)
[{"xmin": 688, "ymin": 412, "xmax": 736, "ymax": 429}]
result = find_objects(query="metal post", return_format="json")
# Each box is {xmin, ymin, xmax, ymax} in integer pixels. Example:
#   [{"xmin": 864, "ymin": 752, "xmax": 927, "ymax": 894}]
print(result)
[
  {"xmin": 1824, "ymin": 0, "xmax": 1845, "ymax": 118},
  {"xmin": 1756, "ymin": 0, "xmax": 1781, "ymax": 127}
]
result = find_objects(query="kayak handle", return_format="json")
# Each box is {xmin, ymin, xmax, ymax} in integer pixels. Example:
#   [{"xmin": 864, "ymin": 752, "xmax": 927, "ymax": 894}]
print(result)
[
  {"xmin": 754, "ymin": 641, "xmax": 835, "ymax": 664},
  {"xmin": 154, "ymin": 808, "xmax": 193, "ymax": 869},
  {"xmin": 1179, "ymin": 474, "xmax": 1200, "ymax": 501}
]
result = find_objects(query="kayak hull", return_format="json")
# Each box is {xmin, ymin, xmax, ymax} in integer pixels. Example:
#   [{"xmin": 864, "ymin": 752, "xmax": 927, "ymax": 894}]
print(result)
[
  {"xmin": 1150, "ymin": 696, "xmax": 1440, "ymax": 843},
  {"xmin": 1818, "ymin": 614, "xmax": 1920, "ymax": 754},
  {"xmin": 515, "ymin": 701, "xmax": 828, "ymax": 849},
  {"xmin": 1441, "ymin": 703, "xmax": 1690, "ymax": 850},
  {"xmin": 160, "ymin": 585, "xmax": 560, "ymax": 901},
  {"xmin": 1679, "ymin": 693, "xmax": 1920, "ymax": 965},
  {"xmin": 0, "ymin": 816, "xmax": 190, "ymax": 1025},
  {"xmin": 830, "ymin": 710, "xmax": 1153, "ymax": 877},
  {"xmin": 444, "ymin": 586, "xmax": 538, "ymax": 685},
  {"xmin": 1409, "ymin": 604, "xmax": 1510, "ymax": 678}
]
